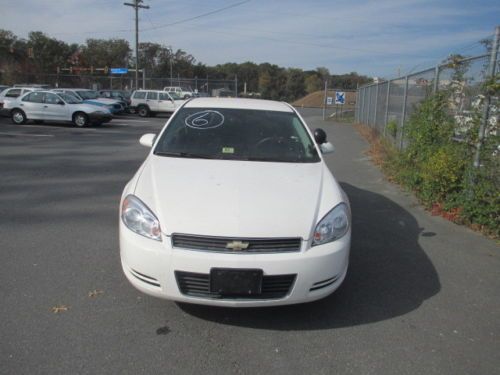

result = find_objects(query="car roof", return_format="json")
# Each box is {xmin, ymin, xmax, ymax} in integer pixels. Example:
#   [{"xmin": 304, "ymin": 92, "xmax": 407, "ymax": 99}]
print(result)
[{"xmin": 184, "ymin": 98, "xmax": 294, "ymax": 113}]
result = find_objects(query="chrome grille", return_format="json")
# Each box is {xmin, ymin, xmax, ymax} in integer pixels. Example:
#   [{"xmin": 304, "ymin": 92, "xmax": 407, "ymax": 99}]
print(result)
[{"xmin": 171, "ymin": 234, "xmax": 302, "ymax": 253}]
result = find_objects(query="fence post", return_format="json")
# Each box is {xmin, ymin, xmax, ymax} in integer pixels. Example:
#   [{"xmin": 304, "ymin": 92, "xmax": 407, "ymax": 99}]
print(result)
[
  {"xmin": 383, "ymin": 80, "xmax": 391, "ymax": 136},
  {"xmin": 359, "ymin": 88, "xmax": 363, "ymax": 123},
  {"xmin": 433, "ymin": 64, "xmax": 439, "ymax": 94},
  {"xmin": 399, "ymin": 76, "xmax": 409, "ymax": 150},
  {"xmin": 373, "ymin": 83, "xmax": 379, "ymax": 129},
  {"xmin": 142, "ymin": 68, "xmax": 146, "ymax": 89},
  {"xmin": 474, "ymin": 25, "xmax": 500, "ymax": 168},
  {"xmin": 363, "ymin": 87, "xmax": 368, "ymax": 123},
  {"xmin": 365, "ymin": 86, "xmax": 371, "ymax": 126},
  {"xmin": 322, "ymin": 80, "xmax": 327, "ymax": 121}
]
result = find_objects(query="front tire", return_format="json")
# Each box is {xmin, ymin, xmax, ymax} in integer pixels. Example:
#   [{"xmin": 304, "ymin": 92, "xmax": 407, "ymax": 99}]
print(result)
[
  {"xmin": 73, "ymin": 112, "xmax": 89, "ymax": 127},
  {"xmin": 137, "ymin": 105, "xmax": 150, "ymax": 117},
  {"xmin": 11, "ymin": 109, "xmax": 27, "ymax": 125}
]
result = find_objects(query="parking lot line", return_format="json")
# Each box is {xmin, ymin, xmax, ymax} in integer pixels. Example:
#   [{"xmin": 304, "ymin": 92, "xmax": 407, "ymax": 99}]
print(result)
[
  {"xmin": 0, "ymin": 132, "xmax": 54, "ymax": 137},
  {"xmin": 113, "ymin": 119, "xmax": 151, "ymax": 123}
]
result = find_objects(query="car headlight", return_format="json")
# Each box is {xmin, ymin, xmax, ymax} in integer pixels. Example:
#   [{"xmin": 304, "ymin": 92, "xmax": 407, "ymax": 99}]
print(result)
[
  {"xmin": 121, "ymin": 195, "xmax": 162, "ymax": 241},
  {"xmin": 312, "ymin": 203, "xmax": 350, "ymax": 246}
]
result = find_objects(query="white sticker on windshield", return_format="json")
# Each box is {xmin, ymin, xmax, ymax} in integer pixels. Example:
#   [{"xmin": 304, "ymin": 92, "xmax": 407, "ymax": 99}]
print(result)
[{"xmin": 185, "ymin": 110, "xmax": 224, "ymax": 130}]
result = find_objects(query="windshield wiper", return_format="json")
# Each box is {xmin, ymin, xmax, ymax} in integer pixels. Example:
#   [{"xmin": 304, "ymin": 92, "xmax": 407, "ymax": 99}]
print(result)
[
  {"xmin": 244, "ymin": 156, "xmax": 297, "ymax": 163},
  {"xmin": 155, "ymin": 151, "xmax": 215, "ymax": 159}
]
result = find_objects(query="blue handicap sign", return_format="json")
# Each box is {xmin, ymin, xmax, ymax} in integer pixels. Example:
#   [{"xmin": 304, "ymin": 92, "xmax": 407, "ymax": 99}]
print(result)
[{"xmin": 335, "ymin": 91, "xmax": 345, "ymax": 105}]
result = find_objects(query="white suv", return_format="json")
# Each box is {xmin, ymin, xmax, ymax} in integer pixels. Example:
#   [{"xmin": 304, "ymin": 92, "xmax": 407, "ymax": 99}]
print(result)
[
  {"xmin": 163, "ymin": 86, "xmax": 196, "ymax": 99},
  {"xmin": 131, "ymin": 90, "xmax": 185, "ymax": 117}
]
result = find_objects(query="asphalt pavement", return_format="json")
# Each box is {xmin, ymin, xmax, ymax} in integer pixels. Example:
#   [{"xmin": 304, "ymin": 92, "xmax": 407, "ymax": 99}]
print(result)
[{"xmin": 0, "ymin": 109, "xmax": 498, "ymax": 375}]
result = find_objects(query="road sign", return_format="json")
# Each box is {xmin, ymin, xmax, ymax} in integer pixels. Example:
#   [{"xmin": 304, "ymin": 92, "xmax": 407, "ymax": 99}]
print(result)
[
  {"xmin": 326, "ymin": 96, "xmax": 333, "ymax": 105},
  {"xmin": 335, "ymin": 91, "xmax": 345, "ymax": 105},
  {"xmin": 110, "ymin": 68, "xmax": 128, "ymax": 74}
]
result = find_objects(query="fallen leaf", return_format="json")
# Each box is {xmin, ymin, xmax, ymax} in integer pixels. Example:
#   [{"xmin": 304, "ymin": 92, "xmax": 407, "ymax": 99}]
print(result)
[
  {"xmin": 51, "ymin": 305, "xmax": 69, "ymax": 314},
  {"xmin": 88, "ymin": 289, "xmax": 104, "ymax": 298}
]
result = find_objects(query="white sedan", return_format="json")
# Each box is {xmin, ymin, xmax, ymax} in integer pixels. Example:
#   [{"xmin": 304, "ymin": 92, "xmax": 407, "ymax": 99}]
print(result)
[
  {"xmin": 3, "ymin": 91, "xmax": 112, "ymax": 127},
  {"xmin": 120, "ymin": 98, "xmax": 351, "ymax": 307}
]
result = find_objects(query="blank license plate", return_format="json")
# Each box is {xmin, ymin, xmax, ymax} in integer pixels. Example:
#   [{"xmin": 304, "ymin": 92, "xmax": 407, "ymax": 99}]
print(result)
[{"xmin": 210, "ymin": 268, "xmax": 263, "ymax": 295}]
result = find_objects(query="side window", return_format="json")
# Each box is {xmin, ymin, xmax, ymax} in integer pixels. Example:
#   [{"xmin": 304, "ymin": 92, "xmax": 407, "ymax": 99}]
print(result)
[
  {"xmin": 23, "ymin": 92, "xmax": 45, "ymax": 103},
  {"xmin": 5, "ymin": 89, "xmax": 22, "ymax": 98},
  {"xmin": 159, "ymin": 92, "xmax": 171, "ymax": 101},
  {"xmin": 147, "ymin": 91, "xmax": 158, "ymax": 100},
  {"xmin": 44, "ymin": 93, "xmax": 60, "ymax": 104},
  {"xmin": 134, "ymin": 91, "xmax": 146, "ymax": 99},
  {"xmin": 103, "ymin": 92, "xmax": 111, "ymax": 98}
]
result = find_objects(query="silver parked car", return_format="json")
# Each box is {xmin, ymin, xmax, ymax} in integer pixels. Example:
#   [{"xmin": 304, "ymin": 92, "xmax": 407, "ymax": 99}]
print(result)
[{"xmin": 2, "ymin": 91, "xmax": 113, "ymax": 127}]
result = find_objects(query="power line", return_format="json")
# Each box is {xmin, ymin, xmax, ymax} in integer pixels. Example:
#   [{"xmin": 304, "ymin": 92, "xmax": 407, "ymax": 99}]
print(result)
[{"xmin": 140, "ymin": 0, "xmax": 252, "ymax": 31}]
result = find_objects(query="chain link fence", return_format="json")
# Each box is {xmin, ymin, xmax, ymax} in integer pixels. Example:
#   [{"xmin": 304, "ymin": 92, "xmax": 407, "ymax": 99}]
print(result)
[
  {"xmin": 356, "ymin": 52, "xmax": 498, "ymax": 149},
  {"xmin": 10, "ymin": 73, "xmax": 238, "ymax": 97}
]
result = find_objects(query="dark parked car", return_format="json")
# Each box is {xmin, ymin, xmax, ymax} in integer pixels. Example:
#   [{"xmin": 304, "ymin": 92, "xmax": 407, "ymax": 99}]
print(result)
[{"xmin": 98, "ymin": 90, "xmax": 131, "ymax": 112}]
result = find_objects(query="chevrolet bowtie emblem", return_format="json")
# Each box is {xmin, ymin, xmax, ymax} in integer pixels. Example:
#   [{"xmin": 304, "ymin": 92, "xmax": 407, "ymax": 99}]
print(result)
[{"xmin": 225, "ymin": 240, "xmax": 250, "ymax": 251}]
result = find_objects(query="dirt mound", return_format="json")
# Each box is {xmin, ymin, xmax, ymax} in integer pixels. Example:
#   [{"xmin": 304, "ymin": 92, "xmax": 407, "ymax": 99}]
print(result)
[{"xmin": 293, "ymin": 91, "xmax": 325, "ymax": 108}]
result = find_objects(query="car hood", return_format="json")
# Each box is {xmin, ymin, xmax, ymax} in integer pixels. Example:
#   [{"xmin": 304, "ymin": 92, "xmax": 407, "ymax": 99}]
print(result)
[
  {"xmin": 72, "ymin": 103, "xmax": 112, "ymax": 113},
  {"xmin": 134, "ymin": 156, "xmax": 331, "ymax": 240}
]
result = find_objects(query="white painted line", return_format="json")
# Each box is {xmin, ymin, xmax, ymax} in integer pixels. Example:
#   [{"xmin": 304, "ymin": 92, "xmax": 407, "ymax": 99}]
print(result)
[
  {"xmin": 0, "ymin": 132, "xmax": 54, "ymax": 137},
  {"xmin": 113, "ymin": 119, "xmax": 150, "ymax": 123}
]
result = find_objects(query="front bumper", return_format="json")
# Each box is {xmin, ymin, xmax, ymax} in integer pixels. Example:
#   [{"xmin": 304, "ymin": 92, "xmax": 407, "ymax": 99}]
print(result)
[
  {"xmin": 120, "ymin": 222, "xmax": 351, "ymax": 307},
  {"xmin": 89, "ymin": 111, "xmax": 113, "ymax": 123}
]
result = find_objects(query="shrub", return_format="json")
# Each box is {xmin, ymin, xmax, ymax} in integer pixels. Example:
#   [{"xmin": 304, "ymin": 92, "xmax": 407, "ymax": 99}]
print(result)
[{"xmin": 379, "ymin": 91, "xmax": 498, "ymax": 237}]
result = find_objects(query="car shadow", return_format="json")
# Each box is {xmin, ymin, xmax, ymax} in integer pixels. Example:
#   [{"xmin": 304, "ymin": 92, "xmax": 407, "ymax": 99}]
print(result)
[{"xmin": 177, "ymin": 182, "xmax": 441, "ymax": 330}]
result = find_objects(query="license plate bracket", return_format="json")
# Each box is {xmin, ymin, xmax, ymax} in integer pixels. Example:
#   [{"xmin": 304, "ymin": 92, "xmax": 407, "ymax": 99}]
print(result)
[{"xmin": 210, "ymin": 268, "xmax": 263, "ymax": 295}]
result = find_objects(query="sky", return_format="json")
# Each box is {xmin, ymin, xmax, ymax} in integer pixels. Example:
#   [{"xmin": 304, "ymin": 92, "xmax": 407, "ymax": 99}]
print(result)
[{"xmin": 2, "ymin": 0, "xmax": 499, "ymax": 78}]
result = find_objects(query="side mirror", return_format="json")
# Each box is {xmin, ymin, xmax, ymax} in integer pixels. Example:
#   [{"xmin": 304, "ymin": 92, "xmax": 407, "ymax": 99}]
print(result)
[
  {"xmin": 139, "ymin": 133, "xmax": 156, "ymax": 148},
  {"xmin": 58, "ymin": 100, "xmax": 65, "ymax": 105},
  {"xmin": 320, "ymin": 142, "xmax": 335, "ymax": 154},
  {"xmin": 314, "ymin": 128, "xmax": 327, "ymax": 144}
]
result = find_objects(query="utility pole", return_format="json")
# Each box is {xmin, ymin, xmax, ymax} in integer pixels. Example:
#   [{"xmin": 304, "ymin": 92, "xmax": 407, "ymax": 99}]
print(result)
[{"xmin": 124, "ymin": 0, "xmax": 149, "ymax": 90}]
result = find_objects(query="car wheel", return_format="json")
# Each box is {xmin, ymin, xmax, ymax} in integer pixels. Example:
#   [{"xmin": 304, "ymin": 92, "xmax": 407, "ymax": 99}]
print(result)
[
  {"xmin": 183, "ymin": 95, "xmax": 190, "ymax": 99},
  {"xmin": 11, "ymin": 109, "xmax": 27, "ymax": 125},
  {"xmin": 73, "ymin": 112, "xmax": 89, "ymax": 127},
  {"xmin": 137, "ymin": 105, "xmax": 150, "ymax": 117}
]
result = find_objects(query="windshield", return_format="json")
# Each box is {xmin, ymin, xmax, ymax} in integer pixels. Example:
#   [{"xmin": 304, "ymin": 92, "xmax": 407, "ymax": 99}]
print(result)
[
  {"xmin": 117, "ymin": 91, "xmax": 131, "ymax": 99},
  {"xmin": 168, "ymin": 92, "xmax": 182, "ymax": 100},
  {"xmin": 58, "ymin": 93, "xmax": 81, "ymax": 104},
  {"xmin": 76, "ymin": 90, "xmax": 98, "ymax": 99},
  {"xmin": 154, "ymin": 108, "xmax": 320, "ymax": 163}
]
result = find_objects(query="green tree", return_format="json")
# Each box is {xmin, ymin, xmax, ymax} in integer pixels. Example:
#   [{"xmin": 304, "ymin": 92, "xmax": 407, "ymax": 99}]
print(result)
[
  {"xmin": 27, "ymin": 31, "xmax": 76, "ymax": 74},
  {"xmin": 305, "ymin": 74, "xmax": 322, "ymax": 93},
  {"xmin": 80, "ymin": 38, "xmax": 131, "ymax": 69},
  {"xmin": 284, "ymin": 68, "xmax": 305, "ymax": 101}
]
